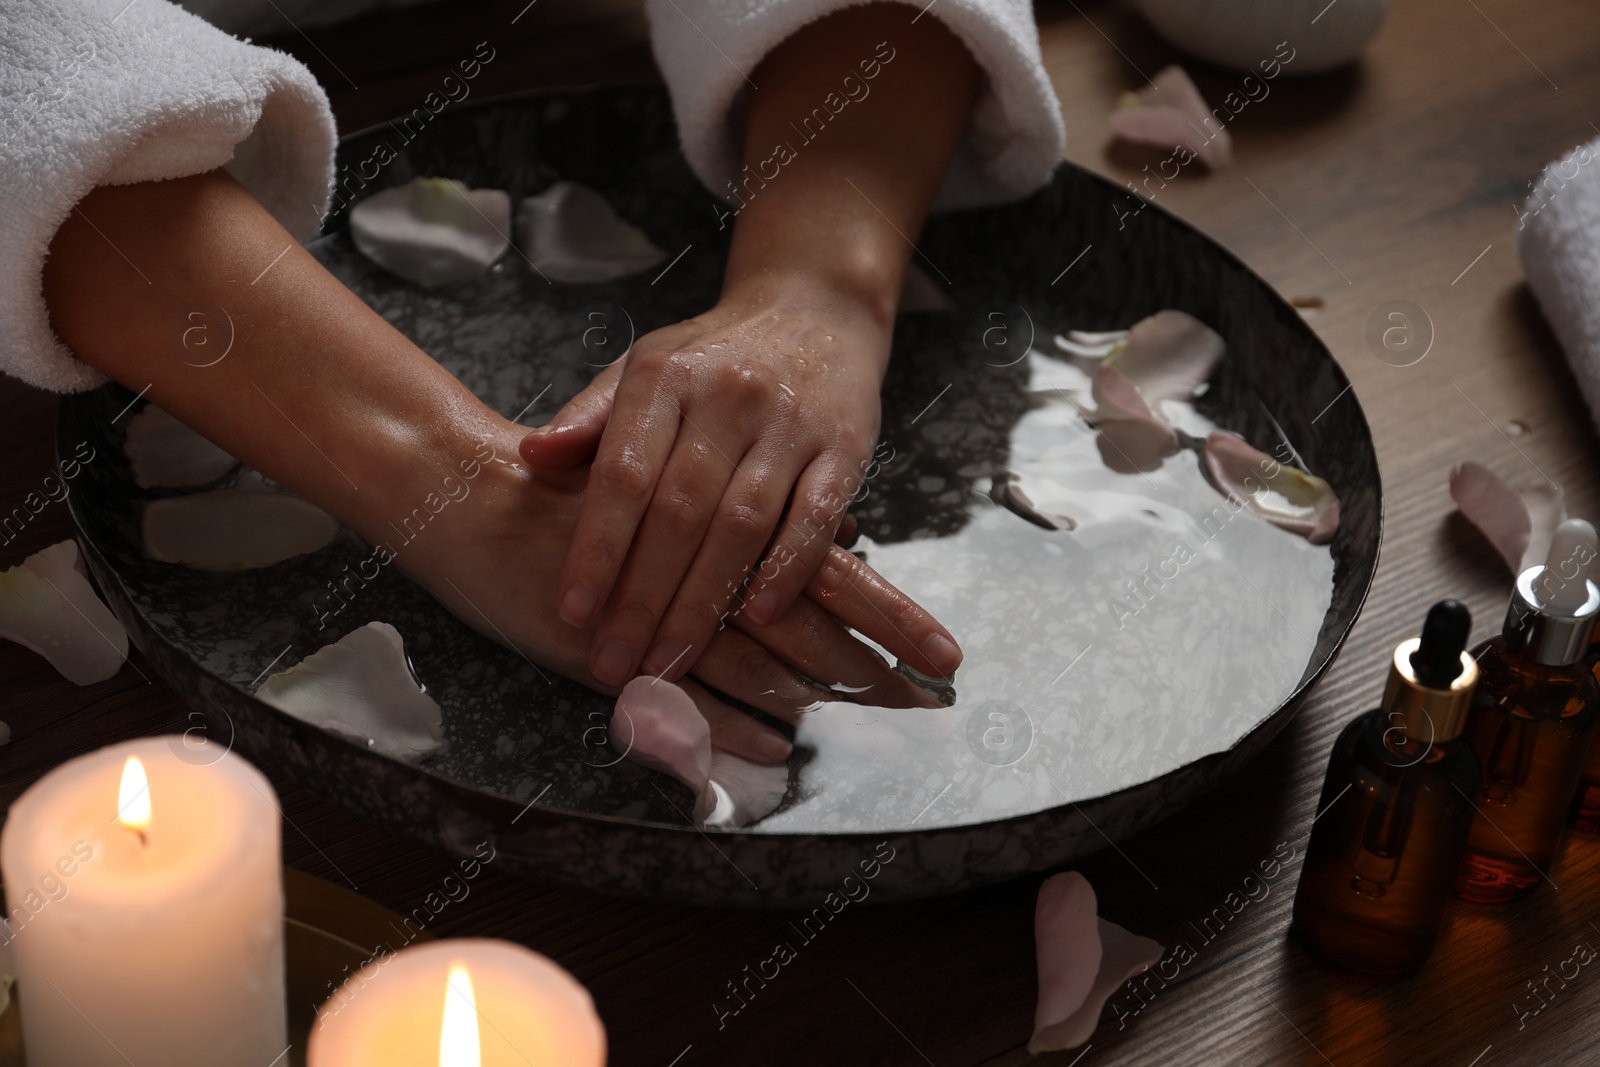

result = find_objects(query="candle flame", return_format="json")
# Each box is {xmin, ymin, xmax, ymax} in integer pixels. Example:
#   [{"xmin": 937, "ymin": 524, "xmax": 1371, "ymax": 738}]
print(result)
[
  {"xmin": 117, "ymin": 757, "xmax": 151, "ymax": 834},
  {"xmin": 440, "ymin": 963, "xmax": 480, "ymax": 1067}
]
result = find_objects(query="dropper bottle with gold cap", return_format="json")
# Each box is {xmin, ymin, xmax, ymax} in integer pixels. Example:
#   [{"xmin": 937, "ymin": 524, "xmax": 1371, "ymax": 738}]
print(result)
[
  {"xmin": 1292, "ymin": 599, "xmax": 1482, "ymax": 977},
  {"xmin": 1456, "ymin": 518, "xmax": 1600, "ymax": 903}
]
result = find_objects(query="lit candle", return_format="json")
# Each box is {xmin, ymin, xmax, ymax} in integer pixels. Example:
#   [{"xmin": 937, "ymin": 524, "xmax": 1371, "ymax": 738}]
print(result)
[
  {"xmin": 0, "ymin": 737, "xmax": 286, "ymax": 1066},
  {"xmin": 308, "ymin": 939, "xmax": 606, "ymax": 1066}
]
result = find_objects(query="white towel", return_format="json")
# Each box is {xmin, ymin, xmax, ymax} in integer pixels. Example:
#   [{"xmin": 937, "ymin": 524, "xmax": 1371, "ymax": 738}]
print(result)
[
  {"xmin": 1517, "ymin": 136, "xmax": 1600, "ymax": 429},
  {"xmin": 645, "ymin": 0, "xmax": 1065, "ymax": 211},
  {"xmin": 0, "ymin": 0, "xmax": 335, "ymax": 393}
]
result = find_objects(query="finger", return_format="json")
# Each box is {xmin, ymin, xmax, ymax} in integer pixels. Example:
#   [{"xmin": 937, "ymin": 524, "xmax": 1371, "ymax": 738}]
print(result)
[
  {"xmin": 678, "ymin": 677, "xmax": 793, "ymax": 765},
  {"xmin": 740, "ymin": 456, "xmax": 854, "ymax": 626},
  {"xmin": 835, "ymin": 511, "xmax": 859, "ymax": 548},
  {"xmin": 804, "ymin": 545, "xmax": 964, "ymax": 677},
  {"xmin": 638, "ymin": 446, "xmax": 800, "ymax": 680},
  {"xmin": 693, "ymin": 627, "xmax": 841, "ymax": 726},
  {"xmin": 587, "ymin": 424, "xmax": 743, "ymax": 686},
  {"xmin": 554, "ymin": 365, "xmax": 686, "ymax": 629},
  {"xmin": 735, "ymin": 593, "xmax": 944, "ymax": 709},
  {"xmin": 518, "ymin": 358, "xmax": 626, "ymax": 469}
]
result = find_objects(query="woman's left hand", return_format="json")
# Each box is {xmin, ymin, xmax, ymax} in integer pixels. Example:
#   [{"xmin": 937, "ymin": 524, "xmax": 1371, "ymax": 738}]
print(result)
[{"xmin": 518, "ymin": 274, "xmax": 948, "ymax": 687}]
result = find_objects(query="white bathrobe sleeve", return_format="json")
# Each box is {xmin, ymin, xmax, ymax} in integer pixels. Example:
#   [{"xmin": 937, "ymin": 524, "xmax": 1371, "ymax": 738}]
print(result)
[
  {"xmin": 0, "ymin": 0, "xmax": 335, "ymax": 394},
  {"xmin": 644, "ymin": 0, "xmax": 1065, "ymax": 211}
]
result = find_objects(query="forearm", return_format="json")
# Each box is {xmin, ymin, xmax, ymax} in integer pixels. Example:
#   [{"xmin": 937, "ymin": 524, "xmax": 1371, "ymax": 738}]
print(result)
[
  {"xmin": 723, "ymin": 3, "xmax": 980, "ymax": 330},
  {"xmin": 42, "ymin": 170, "xmax": 500, "ymax": 546}
]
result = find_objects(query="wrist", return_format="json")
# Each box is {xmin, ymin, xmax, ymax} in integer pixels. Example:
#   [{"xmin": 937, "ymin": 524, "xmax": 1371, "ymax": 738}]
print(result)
[
  {"xmin": 718, "ymin": 265, "xmax": 897, "ymax": 346},
  {"xmin": 337, "ymin": 408, "xmax": 527, "ymax": 561}
]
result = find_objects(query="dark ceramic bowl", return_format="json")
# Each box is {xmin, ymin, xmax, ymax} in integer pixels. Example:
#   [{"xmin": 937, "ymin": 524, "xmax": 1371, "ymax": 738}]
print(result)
[{"xmin": 60, "ymin": 87, "xmax": 1379, "ymax": 907}]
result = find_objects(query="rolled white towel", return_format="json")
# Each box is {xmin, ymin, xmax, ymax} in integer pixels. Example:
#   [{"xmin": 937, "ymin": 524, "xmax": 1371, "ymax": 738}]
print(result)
[
  {"xmin": 1516, "ymin": 136, "xmax": 1600, "ymax": 430},
  {"xmin": 0, "ymin": 0, "xmax": 335, "ymax": 394},
  {"xmin": 644, "ymin": 0, "xmax": 1065, "ymax": 211}
]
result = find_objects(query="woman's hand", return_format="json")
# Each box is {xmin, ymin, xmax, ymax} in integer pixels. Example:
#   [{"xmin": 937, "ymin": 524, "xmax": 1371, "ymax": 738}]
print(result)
[
  {"xmin": 519, "ymin": 273, "xmax": 922, "ymax": 686},
  {"xmin": 403, "ymin": 418, "xmax": 956, "ymax": 762},
  {"xmin": 519, "ymin": 2, "xmax": 981, "ymax": 688}
]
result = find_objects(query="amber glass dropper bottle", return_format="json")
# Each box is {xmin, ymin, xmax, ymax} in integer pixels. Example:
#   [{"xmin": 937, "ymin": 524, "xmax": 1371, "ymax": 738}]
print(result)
[
  {"xmin": 1571, "ymin": 628, "xmax": 1600, "ymax": 832},
  {"xmin": 1292, "ymin": 599, "xmax": 1482, "ymax": 977},
  {"xmin": 1457, "ymin": 519, "xmax": 1600, "ymax": 904}
]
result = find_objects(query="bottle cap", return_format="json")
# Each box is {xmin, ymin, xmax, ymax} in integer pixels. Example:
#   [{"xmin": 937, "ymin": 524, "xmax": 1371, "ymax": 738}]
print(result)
[
  {"xmin": 1504, "ymin": 518, "xmax": 1600, "ymax": 666},
  {"xmin": 1383, "ymin": 599, "xmax": 1477, "ymax": 743}
]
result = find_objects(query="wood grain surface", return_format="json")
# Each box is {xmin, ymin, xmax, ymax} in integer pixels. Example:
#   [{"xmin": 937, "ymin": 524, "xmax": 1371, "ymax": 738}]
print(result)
[{"xmin": 6, "ymin": 0, "xmax": 1600, "ymax": 1063}]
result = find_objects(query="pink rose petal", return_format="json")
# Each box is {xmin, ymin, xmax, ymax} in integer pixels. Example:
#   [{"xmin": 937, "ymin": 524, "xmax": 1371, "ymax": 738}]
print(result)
[
  {"xmin": 615, "ymin": 678, "xmax": 789, "ymax": 829},
  {"xmin": 1092, "ymin": 362, "xmax": 1167, "ymax": 427},
  {"xmin": 1086, "ymin": 311, "xmax": 1223, "ymax": 473},
  {"xmin": 0, "ymin": 540, "xmax": 128, "ymax": 685},
  {"xmin": 1091, "ymin": 364, "xmax": 1179, "ymax": 473},
  {"xmin": 1108, "ymin": 66, "xmax": 1233, "ymax": 169},
  {"xmin": 700, "ymin": 749, "xmax": 790, "ymax": 828},
  {"xmin": 1449, "ymin": 460, "xmax": 1566, "ymax": 575},
  {"xmin": 1109, "ymin": 310, "xmax": 1226, "ymax": 405},
  {"xmin": 1096, "ymin": 417, "xmax": 1181, "ymax": 475},
  {"xmin": 1031, "ymin": 872, "xmax": 1103, "ymax": 1052},
  {"xmin": 614, "ymin": 676, "xmax": 713, "ymax": 796},
  {"xmin": 1031, "ymin": 917, "xmax": 1166, "ymax": 1054},
  {"xmin": 1203, "ymin": 431, "xmax": 1341, "ymax": 544}
]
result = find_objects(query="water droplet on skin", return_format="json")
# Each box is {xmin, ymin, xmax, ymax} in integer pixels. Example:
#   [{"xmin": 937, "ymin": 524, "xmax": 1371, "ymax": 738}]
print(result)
[{"xmin": 1507, "ymin": 419, "xmax": 1530, "ymax": 436}]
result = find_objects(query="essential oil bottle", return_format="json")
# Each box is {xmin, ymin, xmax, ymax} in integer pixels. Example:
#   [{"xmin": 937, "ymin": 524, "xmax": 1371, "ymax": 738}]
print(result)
[
  {"xmin": 1292, "ymin": 599, "xmax": 1482, "ymax": 977},
  {"xmin": 1457, "ymin": 519, "xmax": 1600, "ymax": 904},
  {"xmin": 1570, "ymin": 630, "xmax": 1600, "ymax": 832}
]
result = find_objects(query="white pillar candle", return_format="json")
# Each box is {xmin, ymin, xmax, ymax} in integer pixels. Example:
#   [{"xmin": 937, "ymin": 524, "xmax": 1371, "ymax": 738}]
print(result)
[
  {"xmin": 0, "ymin": 737, "xmax": 286, "ymax": 1066},
  {"xmin": 309, "ymin": 939, "xmax": 605, "ymax": 1066}
]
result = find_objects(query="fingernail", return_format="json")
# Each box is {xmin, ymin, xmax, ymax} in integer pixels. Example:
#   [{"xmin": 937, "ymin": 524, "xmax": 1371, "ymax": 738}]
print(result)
[
  {"xmin": 754, "ymin": 729, "xmax": 792, "ymax": 763},
  {"xmin": 593, "ymin": 639, "xmax": 635, "ymax": 686},
  {"xmin": 921, "ymin": 633, "xmax": 962, "ymax": 675},
  {"xmin": 914, "ymin": 687, "xmax": 945, "ymax": 709},
  {"xmin": 643, "ymin": 637, "xmax": 690, "ymax": 678},
  {"xmin": 559, "ymin": 584, "xmax": 597, "ymax": 626},
  {"xmin": 746, "ymin": 585, "xmax": 782, "ymax": 623}
]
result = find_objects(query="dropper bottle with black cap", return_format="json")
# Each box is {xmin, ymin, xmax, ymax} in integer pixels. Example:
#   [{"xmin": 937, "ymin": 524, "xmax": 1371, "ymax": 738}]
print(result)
[
  {"xmin": 1292, "ymin": 599, "xmax": 1482, "ymax": 977},
  {"xmin": 1456, "ymin": 518, "xmax": 1600, "ymax": 903}
]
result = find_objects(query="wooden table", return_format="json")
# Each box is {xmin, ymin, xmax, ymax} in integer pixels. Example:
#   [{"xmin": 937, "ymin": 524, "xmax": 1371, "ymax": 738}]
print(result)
[{"xmin": 5, "ymin": 0, "xmax": 1600, "ymax": 1062}]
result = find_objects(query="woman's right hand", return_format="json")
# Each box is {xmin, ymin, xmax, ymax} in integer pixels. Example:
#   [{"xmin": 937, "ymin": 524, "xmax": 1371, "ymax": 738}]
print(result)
[{"xmin": 390, "ymin": 418, "xmax": 959, "ymax": 764}]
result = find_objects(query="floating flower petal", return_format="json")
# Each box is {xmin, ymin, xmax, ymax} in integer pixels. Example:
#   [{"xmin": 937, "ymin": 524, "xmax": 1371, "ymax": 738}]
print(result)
[
  {"xmin": 123, "ymin": 405, "xmax": 237, "ymax": 488},
  {"xmin": 1449, "ymin": 461, "xmax": 1566, "ymax": 575},
  {"xmin": 350, "ymin": 177, "xmax": 511, "ymax": 287},
  {"xmin": 256, "ymin": 622, "xmax": 443, "ymax": 762},
  {"xmin": 701, "ymin": 750, "xmax": 790, "ymax": 829},
  {"xmin": 518, "ymin": 181, "xmax": 667, "ymax": 283},
  {"xmin": 143, "ymin": 482, "xmax": 339, "ymax": 570},
  {"xmin": 615, "ymin": 677, "xmax": 791, "ymax": 828},
  {"xmin": 0, "ymin": 540, "xmax": 127, "ymax": 685},
  {"xmin": 613, "ymin": 676, "xmax": 713, "ymax": 796},
  {"xmin": 1091, "ymin": 364, "xmax": 1180, "ymax": 473},
  {"xmin": 991, "ymin": 471, "xmax": 1077, "ymax": 530},
  {"xmin": 1203, "ymin": 431, "xmax": 1341, "ymax": 544},
  {"xmin": 1103, "ymin": 310, "xmax": 1226, "ymax": 405},
  {"xmin": 1054, "ymin": 330, "xmax": 1127, "ymax": 359}
]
